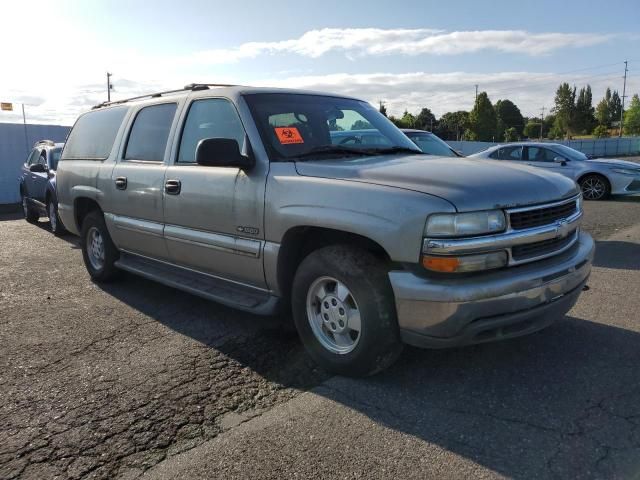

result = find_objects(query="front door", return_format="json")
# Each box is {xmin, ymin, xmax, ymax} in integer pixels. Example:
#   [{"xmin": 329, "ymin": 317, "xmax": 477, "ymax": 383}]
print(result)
[
  {"xmin": 31, "ymin": 149, "xmax": 49, "ymax": 202},
  {"xmin": 163, "ymin": 97, "xmax": 267, "ymax": 288},
  {"xmin": 107, "ymin": 102, "xmax": 178, "ymax": 260},
  {"xmin": 525, "ymin": 146, "xmax": 576, "ymax": 178}
]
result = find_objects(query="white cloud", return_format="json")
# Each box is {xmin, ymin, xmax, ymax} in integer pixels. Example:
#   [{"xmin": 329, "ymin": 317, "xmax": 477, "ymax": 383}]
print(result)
[{"xmin": 186, "ymin": 28, "xmax": 612, "ymax": 64}]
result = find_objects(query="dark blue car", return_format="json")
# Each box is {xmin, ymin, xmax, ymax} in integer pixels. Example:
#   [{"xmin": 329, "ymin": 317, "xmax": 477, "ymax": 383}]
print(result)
[{"xmin": 19, "ymin": 140, "xmax": 66, "ymax": 234}]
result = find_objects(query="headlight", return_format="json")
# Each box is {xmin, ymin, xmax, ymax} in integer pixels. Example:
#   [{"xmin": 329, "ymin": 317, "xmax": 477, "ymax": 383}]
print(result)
[
  {"xmin": 611, "ymin": 168, "xmax": 640, "ymax": 175},
  {"xmin": 426, "ymin": 210, "xmax": 506, "ymax": 237}
]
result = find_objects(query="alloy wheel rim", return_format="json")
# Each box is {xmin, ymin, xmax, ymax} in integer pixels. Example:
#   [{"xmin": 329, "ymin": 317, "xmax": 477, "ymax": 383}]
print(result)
[
  {"xmin": 87, "ymin": 227, "xmax": 105, "ymax": 270},
  {"xmin": 582, "ymin": 177, "xmax": 605, "ymax": 200},
  {"xmin": 306, "ymin": 276, "xmax": 361, "ymax": 355}
]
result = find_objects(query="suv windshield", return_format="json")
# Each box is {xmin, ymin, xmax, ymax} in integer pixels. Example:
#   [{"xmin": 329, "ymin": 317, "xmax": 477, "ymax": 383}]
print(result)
[
  {"xmin": 244, "ymin": 93, "xmax": 421, "ymax": 161},
  {"xmin": 50, "ymin": 148, "xmax": 62, "ymax": 170}
]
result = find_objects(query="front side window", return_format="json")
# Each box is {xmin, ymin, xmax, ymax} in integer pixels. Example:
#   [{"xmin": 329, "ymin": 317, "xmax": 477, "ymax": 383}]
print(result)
[
  {"xmin": 26, "ymin": 149, "xmax": 39, "ymax": 165},
  {"xmin": 125, "ymin": 103, "xmax": 177, "ymax": 162},
  {"xmin": 527, "ymin": 147, "xmax": 556, "ymax": 162},
  {"xmin": 244, "ymin": 93, "xmax": 420, "ymax": 161},
  {"xmin": 406, "ymin": 133, "xmax": 459, "ymax": 157},
  {"xmin": 178, "ymin": 98, "xmax": 246, "ymax": 163}
]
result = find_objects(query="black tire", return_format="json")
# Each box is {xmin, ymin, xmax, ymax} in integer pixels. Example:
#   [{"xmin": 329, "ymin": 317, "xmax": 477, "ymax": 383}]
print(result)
[
  {"xmin": 47, "ymin": 200, "xmax": 67, "ymax": 236},
  {"xmin": 579, "ymin": 174, "xmax": 610, "ymax": 201},
  {"xmin": 291, "ymin": 245, "xmax": 403, "ymax": 377},
  {"xmin": 21, "ymin": 193, "xmax": 39, "ymax": 223},
  {"xmin": 80, "ymin": 211, "xmax": 120, "ymax": 282}
]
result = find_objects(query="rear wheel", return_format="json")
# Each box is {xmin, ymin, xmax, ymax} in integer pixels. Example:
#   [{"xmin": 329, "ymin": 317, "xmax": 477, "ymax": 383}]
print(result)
[
  {"xmin": 81, "ymin": 211, "xmax": 120, "ymax": 282},
  {"xmin": 579, "ymin": 174, "xmax": 610, "ymax": 200},
  {"xmin": 48, "ymin": 201, "xmax": 66, "ymax": 235},
  {"xmin": 21, "ymin": 194, "xmax": 39, "ymax": 223},
  {"xmin": 291, "ymin": 245, "xmax": 402, "ymax": 377}
]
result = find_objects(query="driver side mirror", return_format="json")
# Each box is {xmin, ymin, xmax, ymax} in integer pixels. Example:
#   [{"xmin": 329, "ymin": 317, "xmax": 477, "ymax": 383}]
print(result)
[
  {"xmin": 196, "ymin": 138, "xmax": 254, "ymax": 169},
  {"xmin": 29, "ymin": 163, "xmax": 47, "ymax": 173},
  {"xmin": 553, "ymin": 156, "xmax": 568, "ymax": 165}
]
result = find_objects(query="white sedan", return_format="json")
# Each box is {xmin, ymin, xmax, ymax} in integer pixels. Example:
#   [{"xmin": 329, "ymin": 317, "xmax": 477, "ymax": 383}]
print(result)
[{"xmin": 470, "ymin": 142, "xmax": 640, "ymax": 200}]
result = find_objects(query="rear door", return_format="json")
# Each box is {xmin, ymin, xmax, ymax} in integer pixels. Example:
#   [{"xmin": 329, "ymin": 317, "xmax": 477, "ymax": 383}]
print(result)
[
  {"xmin": 163, "ymin": 96, "xmax": 267, "ymax": 287},
  {"xmin": 107, "ymin": 102, "xmax": 179, "ymax": 260}
]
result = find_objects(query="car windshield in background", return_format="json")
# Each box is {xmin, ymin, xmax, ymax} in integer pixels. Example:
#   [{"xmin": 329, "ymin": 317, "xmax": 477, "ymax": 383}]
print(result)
[
  {"xmin": 406, "ymin": 133, "xmax": 460, "ymax": 157},
  {"xmin": 552, "ymin": 144, "xmax": 588, "ymax": 161},
  {"xmin": 50, "ymin": 148, "xmax": 62, "ymax": 170},
  {"xmin": 244, "ymin": 93, "xmax": 421, "ymax": 161}
]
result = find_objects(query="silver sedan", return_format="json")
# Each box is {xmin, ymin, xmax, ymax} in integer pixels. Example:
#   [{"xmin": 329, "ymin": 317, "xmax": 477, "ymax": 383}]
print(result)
[{"xmin": 470, "ymin": 142, "xmax": 640, "ymax": 200}]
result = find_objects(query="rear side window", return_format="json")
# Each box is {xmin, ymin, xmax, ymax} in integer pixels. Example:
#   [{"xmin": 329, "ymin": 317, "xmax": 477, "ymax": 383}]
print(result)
[
  {"xmin": 62, "ymin": 106, "xmax": 128, "ymax": 160},
  {"xmin": 125, "ymin": 103, "xmax": 177, "ymax": 162}
]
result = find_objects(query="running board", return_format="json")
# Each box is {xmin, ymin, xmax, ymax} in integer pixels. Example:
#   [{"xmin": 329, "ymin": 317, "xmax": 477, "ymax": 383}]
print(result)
[{"xmin": 114, "ymin": 252, "xmax": 279, "ymax": 315}]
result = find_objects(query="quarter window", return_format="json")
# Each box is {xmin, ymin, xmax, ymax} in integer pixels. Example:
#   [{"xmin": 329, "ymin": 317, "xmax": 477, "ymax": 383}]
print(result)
[
  {"xmin": 124, "ymin": 103, "xmax": 177, "ymax": 162},
  {"xmin": 62, "ymin": 106, "xmax": 128, "ymax": 160},
  {"xmin": 178, "ymin": 98, "xmax": 245, "ymax": 163}
]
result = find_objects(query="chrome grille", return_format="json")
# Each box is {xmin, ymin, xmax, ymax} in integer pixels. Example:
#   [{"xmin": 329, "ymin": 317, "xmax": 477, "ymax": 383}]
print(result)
[
  {"xmin": 511, "ymin": 230, "xmax": 577, "ymax": 261},
  {"xmin": 509, "ymin": 201, "xmax": 577, "ymax": 230}
]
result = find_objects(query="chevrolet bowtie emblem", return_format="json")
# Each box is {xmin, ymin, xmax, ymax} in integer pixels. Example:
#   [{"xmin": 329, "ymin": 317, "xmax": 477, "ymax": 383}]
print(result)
[{"xmin": 556, "ymin": 219, "xmax": 570, "ymax": 238}]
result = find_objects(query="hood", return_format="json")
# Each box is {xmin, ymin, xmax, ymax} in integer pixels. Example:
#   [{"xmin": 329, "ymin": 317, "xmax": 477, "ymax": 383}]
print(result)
[
  {"xmin": 586, "ymin": 158, "xmax": 640, "ymax": 169},
  {"xmin": 294, "ymin": 155, "xmax": 579, "ymax": 211}
]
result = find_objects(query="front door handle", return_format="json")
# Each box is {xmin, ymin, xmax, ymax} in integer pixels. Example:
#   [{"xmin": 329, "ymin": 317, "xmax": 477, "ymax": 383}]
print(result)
[
  {"xmin": 115, "ymin": 177, "xmax": 127, "ymax": 190},
  {"xmin": 165, "ymin": 179, "xmax": 181, "ymax": 195}
]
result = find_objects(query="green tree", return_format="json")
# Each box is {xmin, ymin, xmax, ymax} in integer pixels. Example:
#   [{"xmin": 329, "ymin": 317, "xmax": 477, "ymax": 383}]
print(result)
[
  {"xmin": 624, "ymin": 94, "xmax": 640, "ymax": 135},
  {"xmin": 552, "ymin": 83, "xmax": 576, "ymax": 138},
  {"xmin": 610, "ymin": 90, "xmax": 622, "ymax": 125},
  {"xmin": 379, "ymin": 101, "xmax": 388, "ymax": 117},
  {"xmin": 595, "ymin": 88, "xmax": 612, "ymax": 126},
  {"xmin": 438, "ymin": 111, "xmax": 469, "ymax": 140},
  {"xmin": 495, "ymin": 99, "xmax": 524, "ymax": 137},
  {"xmin": 574, "ymin": 85, "xmax": 595, "ymax": 134},
  {"xmin": 415, "ymin": 108, "xmax": 436, "ymax": 131},
  {"xmin": 468, "ymin": 92, "xmax": 497, "ymax": 141},
  {"xmin": 503, "ymin": 127, "xmax": 518, "ymax": 142},
  {"xmin": 523, "ymin": 121, "xmax": 541, "ymax": 139},
  {"xmin": 351, "ymin": 120, "xmax": 373, "ymax": 130},
  {"xmin": 398, "ymin": 110, "xmax": 416, "ymax": 128},
  {"xmin": 592, "ymin": 125, "xmax": 610, "ymax": 138}
]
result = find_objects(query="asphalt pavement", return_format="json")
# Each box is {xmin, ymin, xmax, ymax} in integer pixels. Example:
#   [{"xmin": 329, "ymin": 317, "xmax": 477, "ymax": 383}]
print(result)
[{"xmin": 1, "ymin": 195, "xmax": 639, "ymax": 479}]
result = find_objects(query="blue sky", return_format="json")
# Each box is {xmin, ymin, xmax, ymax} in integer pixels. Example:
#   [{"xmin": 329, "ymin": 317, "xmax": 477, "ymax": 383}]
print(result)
[{"xmin": 1, "ymin": 0, "xmax": 638, "ymax": 124}]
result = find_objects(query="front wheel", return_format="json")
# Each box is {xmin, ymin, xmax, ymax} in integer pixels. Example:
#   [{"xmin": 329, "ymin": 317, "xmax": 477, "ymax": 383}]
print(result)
[
  {"xmin": 291, "ymin": 245, "xmax": 403, "ymax": 377},
  {"xmin": 80, "ymin": 211, "xmax": 120, "ymax": 282},
  {"xmin": 579, "ymin": 174, "xmax": 610, "ymax": 201}
]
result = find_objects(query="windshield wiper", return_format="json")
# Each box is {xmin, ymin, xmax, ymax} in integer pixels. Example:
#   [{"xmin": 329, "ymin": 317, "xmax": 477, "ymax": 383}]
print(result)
[
  {"xmin": 293, "ymin": 145, "xmax": 379, "ymax": 160},
  {"xmin": 364, "ymin": 146, "xmax": 424, "ymax": 155}
]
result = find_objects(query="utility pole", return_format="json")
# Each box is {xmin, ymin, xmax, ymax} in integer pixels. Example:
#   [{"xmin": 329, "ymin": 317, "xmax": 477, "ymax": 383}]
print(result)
[
  {"xmin": 539, "ymin": 106, "xmax": 545, "ymax": 140},
  {"xmin": 107, "ymin": 72, "xmax": 113, "ymax": 102},
  {"xmin": 619, "ymin": 60, "xmax": 628, "ymax": 137},
  {"xmin": 474, "ymin": 84, "xmax": 478, "ymax": 104}
]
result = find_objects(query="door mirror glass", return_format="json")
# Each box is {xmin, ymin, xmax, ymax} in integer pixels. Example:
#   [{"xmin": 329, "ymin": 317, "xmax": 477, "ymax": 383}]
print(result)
[
  {"xmin": 196, "ymin": 138, "xmax": 254, "ymax": 169},
  {"xmin": 29, "ymin": 163, "xmax": 47, "ymax": 173}
]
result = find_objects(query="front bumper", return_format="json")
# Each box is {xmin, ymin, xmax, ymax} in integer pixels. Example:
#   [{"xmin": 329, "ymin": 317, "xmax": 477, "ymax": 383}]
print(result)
[{"xmin": 389, "ymin": 231, "xmax": 594, "ymax": 348}]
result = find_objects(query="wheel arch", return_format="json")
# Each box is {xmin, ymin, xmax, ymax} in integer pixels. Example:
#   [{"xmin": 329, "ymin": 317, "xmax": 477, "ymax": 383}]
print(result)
[
  {"xmin": 73, "ymin": 197, "xmax": 104, "ymax": 232},
  {"xmin": 275, "ymin": 225, "xmax": 393, "ymax": 300}
]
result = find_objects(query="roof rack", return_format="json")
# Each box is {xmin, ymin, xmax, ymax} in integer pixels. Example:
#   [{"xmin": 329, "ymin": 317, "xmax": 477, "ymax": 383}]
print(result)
[{"xmin": 91, "ymin": 83, "xmax": 241, "ymax": 110}]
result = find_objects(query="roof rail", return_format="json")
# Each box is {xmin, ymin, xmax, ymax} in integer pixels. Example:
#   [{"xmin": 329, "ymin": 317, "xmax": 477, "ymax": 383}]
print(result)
[{"xmin": 91, "ymin": 83, "xmax": 242, "ymax": 110}]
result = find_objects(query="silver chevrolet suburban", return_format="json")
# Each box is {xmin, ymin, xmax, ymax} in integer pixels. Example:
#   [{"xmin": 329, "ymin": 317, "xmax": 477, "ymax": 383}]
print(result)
[{"xmin": 56, "ymin": 84, "xmax": 594, "ymax": 376}]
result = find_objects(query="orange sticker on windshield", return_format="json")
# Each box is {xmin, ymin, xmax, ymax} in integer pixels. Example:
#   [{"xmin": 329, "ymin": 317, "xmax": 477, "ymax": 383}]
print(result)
[{"xmin": 275, "ymin": 127, "xmax": 304, "ymax": 144}]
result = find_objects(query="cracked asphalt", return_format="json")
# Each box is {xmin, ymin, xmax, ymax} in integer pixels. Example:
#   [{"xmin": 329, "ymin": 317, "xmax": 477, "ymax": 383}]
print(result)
[{"xmin": 1, "ymin": 195, "xmax": 640, "ymax": 479}]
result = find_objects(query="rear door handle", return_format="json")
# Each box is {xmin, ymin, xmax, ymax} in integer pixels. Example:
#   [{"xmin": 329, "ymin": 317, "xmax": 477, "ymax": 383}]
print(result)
[
  {"xmin": 165, "ymin": 179, "xmax": 181, "ymax": 195},
  {"xmin": 115, "ymin": 177, "xmax": 127, "ymax": 190}
]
